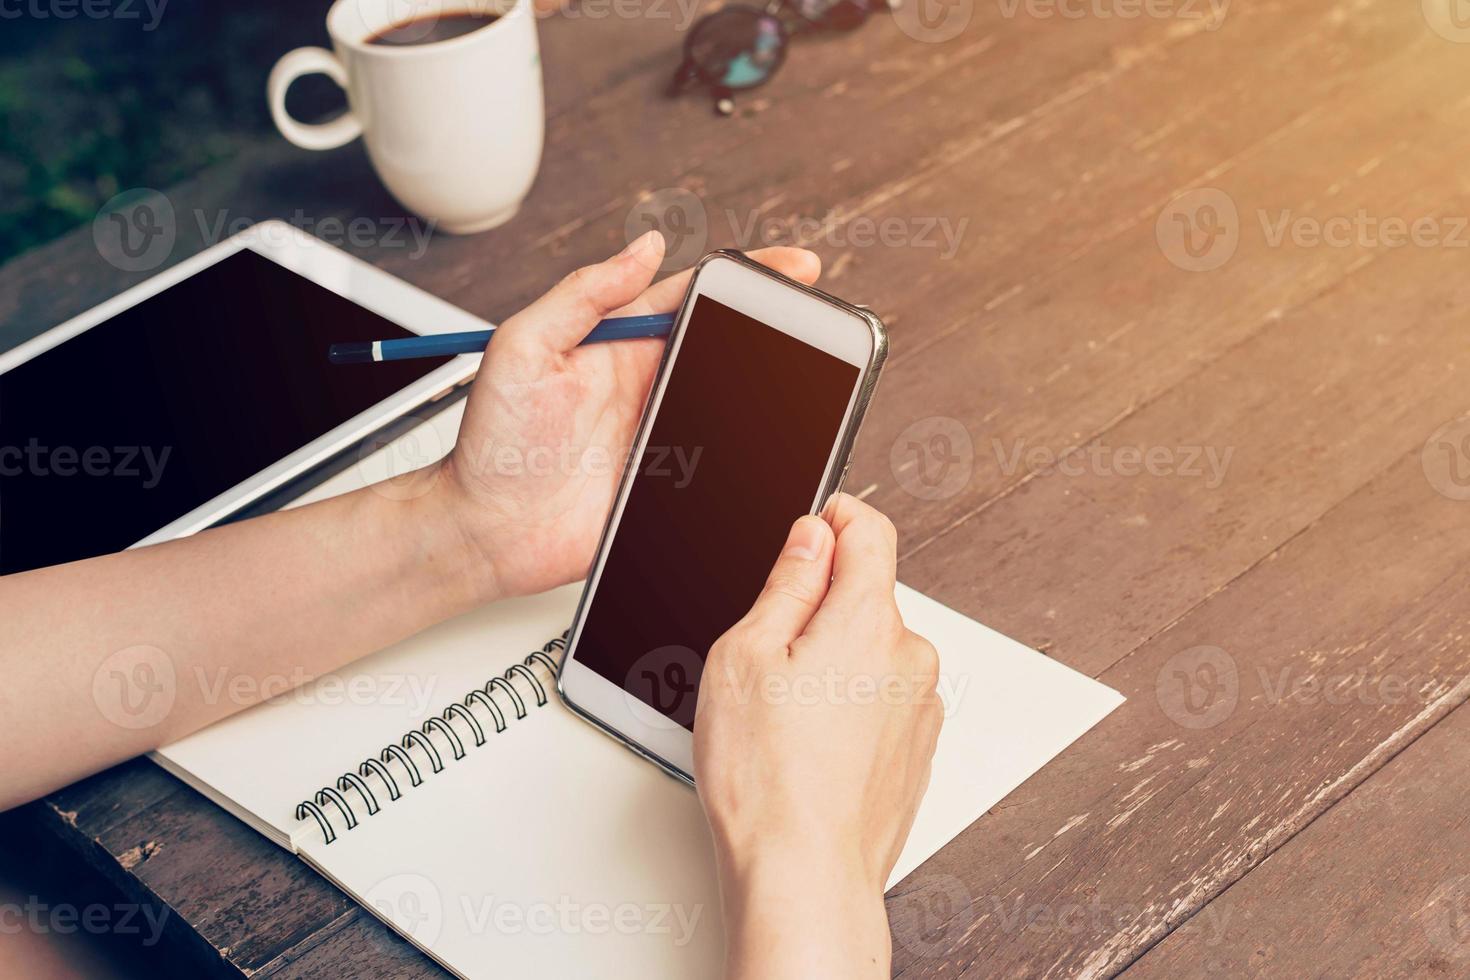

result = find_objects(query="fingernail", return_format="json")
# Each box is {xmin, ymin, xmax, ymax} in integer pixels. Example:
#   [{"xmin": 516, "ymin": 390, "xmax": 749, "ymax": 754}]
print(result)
[
  {"xmin": 819, "ymin": 493, "xmax": 842, "ymax": 522},
  {"xmin": 782, "ymin": 516, "xmax": 825, "ymax": 561},
  {"xmin": 620, "ymin": 230, "xmax": 660, "ymax": 258}
]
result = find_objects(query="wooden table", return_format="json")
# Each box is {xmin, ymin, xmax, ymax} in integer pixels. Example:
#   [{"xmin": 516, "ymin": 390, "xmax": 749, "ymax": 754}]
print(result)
[{"xmin": 6, "ymin": 1, "xmax": 1470, "ymax": 975}]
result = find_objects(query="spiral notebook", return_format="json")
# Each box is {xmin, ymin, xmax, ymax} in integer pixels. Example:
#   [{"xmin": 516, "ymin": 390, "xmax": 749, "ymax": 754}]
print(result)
[
  {"xmin": 150, "ymin": 404, "xmax": 1125, "ymax": 979},
  {"xmin": 152, "ymin": 581, "xmax": 1121, "ymax": 978}
]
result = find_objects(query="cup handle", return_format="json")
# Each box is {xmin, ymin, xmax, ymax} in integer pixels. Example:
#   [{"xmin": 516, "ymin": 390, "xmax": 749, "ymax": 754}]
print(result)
[{"xmin": 267, "ymin": 47, "xmax": 363, "ymax": 151}]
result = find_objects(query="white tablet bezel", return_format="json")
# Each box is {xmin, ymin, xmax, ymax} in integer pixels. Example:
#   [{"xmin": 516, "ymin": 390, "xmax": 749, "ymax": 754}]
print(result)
[
  {"xmin": 0, "ymin": 220, "xmax": 484, "ymax": 552},
  {"xmin": 557, "ymin": 251, "xmax": 884, "ymax": 783}
]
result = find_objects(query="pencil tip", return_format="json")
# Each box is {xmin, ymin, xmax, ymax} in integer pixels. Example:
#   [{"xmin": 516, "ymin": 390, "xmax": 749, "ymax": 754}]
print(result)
[{"xmin": 328, "ymin": 342, "xmax": 373, "ymax": 365}]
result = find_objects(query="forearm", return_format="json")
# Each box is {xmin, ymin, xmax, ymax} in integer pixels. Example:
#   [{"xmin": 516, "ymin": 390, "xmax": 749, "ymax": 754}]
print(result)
[{"xmin": 0, "ymin": 465, "xmax": 489, "ymax": 810}]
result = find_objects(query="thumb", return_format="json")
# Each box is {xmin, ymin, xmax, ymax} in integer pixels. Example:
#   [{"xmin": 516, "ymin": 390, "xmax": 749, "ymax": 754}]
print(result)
[
  {"xmin": 490, "ymin": 231, "xmax": 666, "ymax": 366},
  {"xmin": 736, "ymin": 516, "xmax": 835, "ymax": 650}
]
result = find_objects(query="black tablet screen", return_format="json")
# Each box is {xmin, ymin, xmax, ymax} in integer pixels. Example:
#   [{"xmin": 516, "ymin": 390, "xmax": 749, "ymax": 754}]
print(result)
[{"xmin": 0, "ymin": 248, "xmax": 450, "ymax": 574}]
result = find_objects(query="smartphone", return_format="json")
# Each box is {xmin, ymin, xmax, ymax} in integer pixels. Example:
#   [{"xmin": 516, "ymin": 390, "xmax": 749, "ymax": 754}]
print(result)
[{"xmin": 556, "ymin": 250, "xmax": 888, "ymax": 783}]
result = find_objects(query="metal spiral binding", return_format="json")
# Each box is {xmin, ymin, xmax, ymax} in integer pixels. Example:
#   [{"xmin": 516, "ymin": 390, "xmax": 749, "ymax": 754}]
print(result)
[{"xmin": 295, "ymin": 632, "xmax": 568, "ymax": 845}]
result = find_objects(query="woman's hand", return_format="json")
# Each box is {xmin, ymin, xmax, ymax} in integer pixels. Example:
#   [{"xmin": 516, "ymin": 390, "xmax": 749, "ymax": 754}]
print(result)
[
  {"xmin": 432, "ymin": 233, "xmax": 821, "ymax": 603},
  {"xmin": 0, "ymin": 237, "xmax": 818, "ymax": 811},
  {"xmin": 694, "ymin": 493, "xmax": 944, "ymax": 979}
]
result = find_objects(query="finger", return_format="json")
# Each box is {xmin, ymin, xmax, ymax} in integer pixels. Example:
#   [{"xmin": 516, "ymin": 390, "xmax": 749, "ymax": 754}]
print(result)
[
  {"xmin": 735, "ymin": 515, "xmax": 836, "ymax": 649},
  {"xmin": 609, "ymin": 247, "xmax": 822, "ymax": 318},
  {"xmin": 492, "ymin": 231, "xmax": 666, "ymax": 363},
  {"xmin": 817, "ymin": 493, "xmax": 899, "ymax": 615}
]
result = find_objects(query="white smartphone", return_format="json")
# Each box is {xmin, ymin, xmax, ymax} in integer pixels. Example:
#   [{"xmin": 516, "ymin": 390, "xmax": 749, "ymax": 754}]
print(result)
[
  {"xmin": 557, "ymin": 250, "xmax": 888, "ymax": 783},
  {"xmin": 0, "ymin": 221, "xmax": 482, "ymax": 575}
]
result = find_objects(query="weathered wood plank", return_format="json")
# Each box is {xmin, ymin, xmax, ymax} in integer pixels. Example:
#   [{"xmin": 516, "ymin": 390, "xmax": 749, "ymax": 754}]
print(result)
[
  {"xmin": 29, "ymin": 767, "xmax": 361, "ymax": 977},
  {"xmin": 876, "ymin": 138, "xmax": 1470, "ymax": 973},
  {"xmin": 852, "ymin": 0, "xmax": 1465, "ymax": 551},
  {"xmin": 254, "ymin": 910, "xmax": 446, "ymax": 980},
  {"xmin": 40, "ymin": 758, "xmax": 182, "ymax": 841},
  {"xmin": 892, "ymin": 163, "xmax": 1470, "ymax": 680},
  {"xmin": 85, "ymin": 785, "xmax": 359, "ymax": 976},
  {"xmin": 1122, "ymin": 701, "xmax": 1470, "ymax": 978},
  {"xmin": 886, "ymin": 444, "xmax": 1470, "ymax": 977}
]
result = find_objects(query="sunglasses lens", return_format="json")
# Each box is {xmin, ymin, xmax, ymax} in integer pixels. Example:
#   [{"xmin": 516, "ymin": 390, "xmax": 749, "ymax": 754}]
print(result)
[{"xmin": 687, "ymin": 9, "xmax": 786, "ymax": 90}]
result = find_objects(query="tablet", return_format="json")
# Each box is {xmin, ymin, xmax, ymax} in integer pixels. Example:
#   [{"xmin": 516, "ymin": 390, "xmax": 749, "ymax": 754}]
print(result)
[{"xmin": 0, "ymin": 221, "xmax": 483, "ymax": 575}]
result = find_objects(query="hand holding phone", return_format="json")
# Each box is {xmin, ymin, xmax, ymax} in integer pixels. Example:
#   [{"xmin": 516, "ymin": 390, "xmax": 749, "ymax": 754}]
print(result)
[
  {"xmin": 439, "ymin": 236, "xmax": 822, "ymax": 604},
  {"xmin": 694, "ymin": 496, "xmax": 943, "ymax": 978},
  {"xmin": 557, "ymin": 250, "xmax": 889, "ymax": 781}
]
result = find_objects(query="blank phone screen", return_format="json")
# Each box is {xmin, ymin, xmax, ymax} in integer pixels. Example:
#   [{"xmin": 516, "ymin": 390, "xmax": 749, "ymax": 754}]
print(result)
[
  {"xmin": 573, "ymin": 295, "xmax": 861, "ymax": 730},
  {"xmin": 0, "ymin": 248, "xmax": 449, "ymax": 575}
]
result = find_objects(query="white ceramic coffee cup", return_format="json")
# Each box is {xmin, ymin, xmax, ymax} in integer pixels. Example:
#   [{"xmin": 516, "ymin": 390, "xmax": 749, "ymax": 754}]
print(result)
[{"xmin": 268, "ymin": 0, "xmax": 544, "ymax": 234}]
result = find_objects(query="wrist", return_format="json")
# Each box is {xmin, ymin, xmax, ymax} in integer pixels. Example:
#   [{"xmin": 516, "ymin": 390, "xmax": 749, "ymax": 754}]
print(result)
[
  {"xmin": 718, "ymin": 848, "xmax": 890, "ymax": 979},
  {"xmin": 363, "ymin": 460, "xmax": 503, "ymax": 616},
  {"xmin": 430, "ymin": 454, "xmax": 508, "ymax": 607}
]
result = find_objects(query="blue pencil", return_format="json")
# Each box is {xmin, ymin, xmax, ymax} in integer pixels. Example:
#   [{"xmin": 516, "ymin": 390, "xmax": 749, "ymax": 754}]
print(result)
[{"xmin": 328, "ymin": 313, "xmax": 676, "ymax": 364}]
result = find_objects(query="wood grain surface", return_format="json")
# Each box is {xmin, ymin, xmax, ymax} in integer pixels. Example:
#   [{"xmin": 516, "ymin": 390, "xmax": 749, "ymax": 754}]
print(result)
[{"xmin": 4, "ymin": 0, "xmax": 1469, "ymax": 976}]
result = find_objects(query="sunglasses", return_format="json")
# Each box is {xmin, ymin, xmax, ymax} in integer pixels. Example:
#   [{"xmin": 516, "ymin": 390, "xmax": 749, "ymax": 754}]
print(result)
[{"xmin": 668, "ymin": 0, "xmax": 891, "ymax": 115}]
